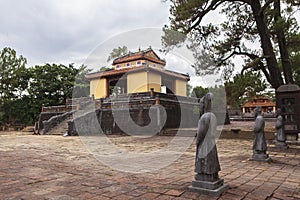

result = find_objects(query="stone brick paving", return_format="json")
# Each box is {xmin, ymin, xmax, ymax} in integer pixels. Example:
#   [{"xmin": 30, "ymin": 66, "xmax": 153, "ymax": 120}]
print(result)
[{"xmin": 0, "ymin": 131, "xmax": 299, "ymax": 200}]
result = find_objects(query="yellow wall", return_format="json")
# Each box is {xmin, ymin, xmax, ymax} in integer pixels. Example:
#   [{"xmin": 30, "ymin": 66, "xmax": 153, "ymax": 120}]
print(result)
[
  {"xmin": 148, "ymin": 72, "xmax": 161, "ymax": 92},
  {"xmin": 89, "ymin": 72, "xmax": 188, "ymax": 98},
  {"xmin": 90, "ymin": 78, "xmax": 107, "ymax": 99},
  {"xmin": 175, "ymin": 79, "xmax": 187, "ymax": 96},
  {"xmin": 127, "ymin": 72, "xmax": 148, "ymax": 93}
]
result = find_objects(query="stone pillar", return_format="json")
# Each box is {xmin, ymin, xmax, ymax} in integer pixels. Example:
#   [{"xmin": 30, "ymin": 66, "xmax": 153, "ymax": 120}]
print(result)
[
  {"xmin": 99, "ymin": 99, "xmax": 103, "ymax": 109},
  {"xmin": 65, "ymin": 97, "xmax": 70, "ymax": 111},
  {"xmin": 150, "ymin": 88, "xmax": 154, "ymax": 97},
  {"xmin": 137, "ymin": 108, "xmax": 144, "ymax": 126},
  {"xmin": 155, "ymin": 95, "xmax": 160, "ymax": 105},
  {"xmin": 76, "ymin": 103, "xmax": 81, "ymax": 111}
]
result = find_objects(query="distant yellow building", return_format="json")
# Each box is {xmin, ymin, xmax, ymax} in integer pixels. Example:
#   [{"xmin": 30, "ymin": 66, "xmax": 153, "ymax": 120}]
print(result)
[
  {"xmin": 86, "ymin": 48, "xmax": 190, "ymax": 99},
  {"xmin": 242, "ymin": 96, "xmax": 276, "ymax": 113}
]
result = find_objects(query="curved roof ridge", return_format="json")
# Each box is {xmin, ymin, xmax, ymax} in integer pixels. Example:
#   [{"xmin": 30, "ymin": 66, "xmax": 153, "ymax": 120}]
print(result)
[{"xmin": 112, "ymin": 47, "xmax": 166, "ymax": 65}]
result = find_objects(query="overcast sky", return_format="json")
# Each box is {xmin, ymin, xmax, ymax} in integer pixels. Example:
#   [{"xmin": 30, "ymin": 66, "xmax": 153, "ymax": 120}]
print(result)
[
  {"xmin": 4, "ymin": 1, "xmax": 297, "ymax": 88},
  {"xmin": 0, "ymin": 0, "xmax": 172, "ymax": 66},
  {"xmin": 0, "ymin": 0, "xmax": 219, "ymax": 86}
]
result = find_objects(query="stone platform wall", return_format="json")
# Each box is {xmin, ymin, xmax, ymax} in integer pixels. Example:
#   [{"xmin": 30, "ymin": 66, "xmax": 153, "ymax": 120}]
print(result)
[
  {"xmin": 67, "ymin": 105, "xmax": 200, "ymax": 136},
  {"xmin": 39, "ymin": 92, "xmax": 229, "ymax": 136}
]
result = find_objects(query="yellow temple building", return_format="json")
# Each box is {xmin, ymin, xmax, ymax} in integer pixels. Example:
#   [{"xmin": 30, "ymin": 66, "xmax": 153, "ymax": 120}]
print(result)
[
  {"xmin": 85, "ymin": 48, "xmax": 190, "ymax": 99},
  {"xmin": 242, "ymin": 96, "xmax": 276, "ymax": 114}
]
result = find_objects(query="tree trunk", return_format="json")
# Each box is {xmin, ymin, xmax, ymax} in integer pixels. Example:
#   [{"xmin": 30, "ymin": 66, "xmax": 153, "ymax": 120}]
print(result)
[
  {"xmin": 274, "ymin": 0, "xmax": 294, "ymax": 84},
  {"xmin": 250, "ymin": 0, "xmax": 284, "ymax": 89}
]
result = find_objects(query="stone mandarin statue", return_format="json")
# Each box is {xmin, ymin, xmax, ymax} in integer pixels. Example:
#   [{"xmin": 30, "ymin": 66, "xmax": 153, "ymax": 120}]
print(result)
[
  {"xmin": 275, "ymin": 108, "xmax": 288, "ymax": 149},
  {"xmin": 251, "ymin": 106, "xmax": 271, "ymax": 162},
  {"xmin": 189, "ymin": 93, "xmax": 228, "ymax": 196},
  {"xmin": 195, "ymin": 93, "xmax": 220, "ymax": 181}
]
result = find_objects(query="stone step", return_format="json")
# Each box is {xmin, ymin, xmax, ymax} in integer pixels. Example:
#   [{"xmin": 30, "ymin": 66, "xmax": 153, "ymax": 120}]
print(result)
[{"xmin": 46, "ymin": 116, "xmax": 73, "ymax": 135}]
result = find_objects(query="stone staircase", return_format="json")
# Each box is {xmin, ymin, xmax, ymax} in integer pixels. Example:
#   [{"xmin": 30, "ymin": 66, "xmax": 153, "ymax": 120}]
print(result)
[
  {"xmin": 46, "ymin": 116, "xmax": 72, "ymax": 135},
  {"xmin": 43, "ymin": 101, "xmax": 97, "ymax": 136}
]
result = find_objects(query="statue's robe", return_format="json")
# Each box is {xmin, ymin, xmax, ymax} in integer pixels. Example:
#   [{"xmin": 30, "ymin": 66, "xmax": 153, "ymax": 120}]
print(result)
[
  {"xmin": 195, "ymin": 112, "xmax": 220, "ymax": 174},
  {"xmin": 253, "ymin": 115, "xmax": 267, "ymax": 152}
]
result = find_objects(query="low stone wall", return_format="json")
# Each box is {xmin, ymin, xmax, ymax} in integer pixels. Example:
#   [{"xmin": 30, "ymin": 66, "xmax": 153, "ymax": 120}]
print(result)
[
  {"xmin": 219, "ymin": 130, "xmax": 275, "ymax": 140},
  {"xmin": 160, "ymin": 128, "xmax": 276, "ymax": 140}
]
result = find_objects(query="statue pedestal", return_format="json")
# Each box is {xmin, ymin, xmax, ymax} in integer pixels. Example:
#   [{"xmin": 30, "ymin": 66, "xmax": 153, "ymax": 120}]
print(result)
[
  {"xmin": 275, "ymin": 141, "xmax": 289, "ymax": 149},
  {"xmin": 250, "ymin": 152, "xmax": 272, "ymax": 162},
  {"xmin": 189, "ymin": 178, "xmax": 229, "ymax": 196}
]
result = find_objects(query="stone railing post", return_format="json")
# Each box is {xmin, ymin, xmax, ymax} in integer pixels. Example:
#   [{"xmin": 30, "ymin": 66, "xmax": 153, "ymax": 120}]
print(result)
[
  {"xmin": 155, "ymin": 95, "xmax": 160, "ymax": 105},
  {"xmin": 150, "ymin": 88, "xmax": 154, "ymax": 97}
]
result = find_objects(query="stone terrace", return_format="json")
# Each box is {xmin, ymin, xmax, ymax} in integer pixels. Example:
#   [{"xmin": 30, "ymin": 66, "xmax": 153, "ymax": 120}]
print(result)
[{"xmin": 0, "ymin": 130, "xmax": 299, "ymax": 200}]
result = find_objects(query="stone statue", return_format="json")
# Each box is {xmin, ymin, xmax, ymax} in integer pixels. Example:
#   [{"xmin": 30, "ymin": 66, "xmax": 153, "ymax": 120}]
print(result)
[
  {"xmin": 251, "ymin": 106, "xmax": 271, "ymax": 162},
  {"xmin": 275, "ymin": 108, "xmax": 288, "ymax": 149},
  {"xmin": 195, "ymin": 93, "xmax": 220, "ymax": 181},
  {"xmin": 198, "ymin": 96, "xmax": 205, "ymax": 117},
  {"xmin": 189, "ymin": 93, "xmax": 228, "ymax": 196}
]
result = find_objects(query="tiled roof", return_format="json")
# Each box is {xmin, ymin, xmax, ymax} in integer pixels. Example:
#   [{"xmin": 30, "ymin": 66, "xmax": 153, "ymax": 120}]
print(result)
[
  {"xmin": 85, "ymin": 67, "xmax": 135, "ymax": 79},
  {"xmin": 112, "ymin": 48, "xmax": 166, "ymax": 65},
  {"xmin": 242, "ymin": 101, "xmax": 275, "ymax": 108},
  {"xmin": 85, "ymin": 66, "xmax": 189, "ymax": 81},
  {"xmin": 242, "ymin": 96, "xmax": 275, "ymax": 108}
]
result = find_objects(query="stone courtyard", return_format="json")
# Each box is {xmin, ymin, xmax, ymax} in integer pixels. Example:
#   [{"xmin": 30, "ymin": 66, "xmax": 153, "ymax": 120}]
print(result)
[{"xmin": 0, "ymin": 123, "xmax": 299, "ymax": 200}]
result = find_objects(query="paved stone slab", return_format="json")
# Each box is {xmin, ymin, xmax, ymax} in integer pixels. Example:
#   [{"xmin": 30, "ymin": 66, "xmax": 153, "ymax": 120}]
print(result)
[{"xmin": 0, "ymin": 131, "xmax": 299, "ymax": 199}]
